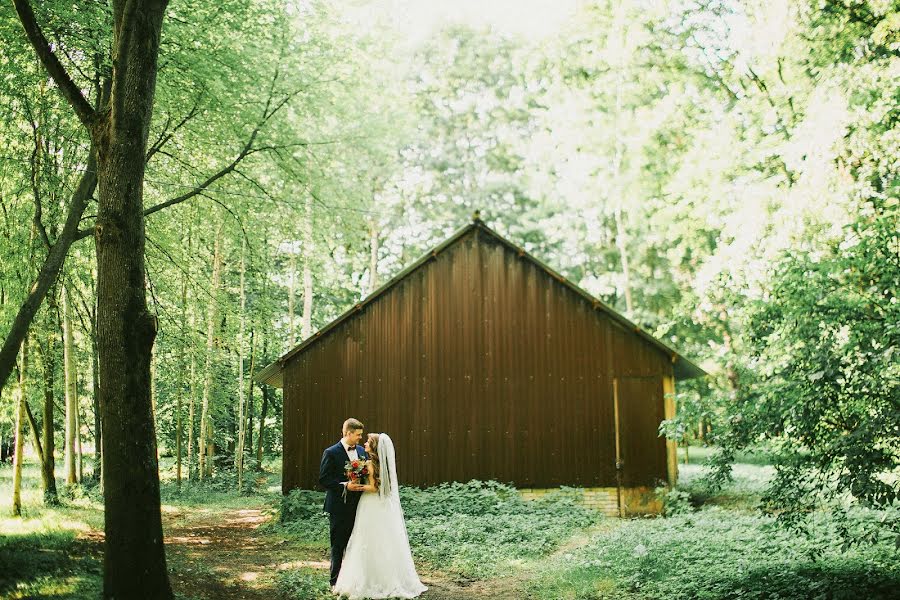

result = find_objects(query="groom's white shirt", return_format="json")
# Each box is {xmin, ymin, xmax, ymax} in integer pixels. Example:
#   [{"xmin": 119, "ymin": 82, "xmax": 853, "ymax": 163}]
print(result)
[{"xmin": 343, "ymin": 441, "xmax": 359, "ymax": 461}]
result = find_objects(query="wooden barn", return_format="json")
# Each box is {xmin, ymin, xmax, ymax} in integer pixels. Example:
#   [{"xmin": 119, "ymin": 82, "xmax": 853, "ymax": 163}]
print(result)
[{"xmin": 257, "ymin": 217, "xmax": 706, "ymax": 515}]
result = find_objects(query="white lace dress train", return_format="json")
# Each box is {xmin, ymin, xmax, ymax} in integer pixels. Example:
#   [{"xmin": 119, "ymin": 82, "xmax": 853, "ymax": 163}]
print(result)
[{"xmin": 332, "ymin": 492, "xmax": 427, "ymax": 599}]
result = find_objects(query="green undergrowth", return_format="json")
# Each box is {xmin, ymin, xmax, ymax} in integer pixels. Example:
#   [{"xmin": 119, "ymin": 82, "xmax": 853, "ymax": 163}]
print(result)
[
  {"xmin": 275, "ymin": 566, "xmax": 333, "ymax": 599},
  {"xmin": 0, "ymin": 463, "xmax": 104, "ymax": 599},
  {"xmin": 276, "ymin": 480, "xmax": 602, "ymax": 580},
  {"xmin": 527, "ymin": 506, "xmax": 899, "ymax": 599}
]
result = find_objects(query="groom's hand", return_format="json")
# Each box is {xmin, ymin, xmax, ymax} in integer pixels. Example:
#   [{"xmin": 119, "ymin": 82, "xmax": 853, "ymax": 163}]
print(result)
[{"xmin": 347, "ymin": 482, "xmax": 364, "ymax": 492}]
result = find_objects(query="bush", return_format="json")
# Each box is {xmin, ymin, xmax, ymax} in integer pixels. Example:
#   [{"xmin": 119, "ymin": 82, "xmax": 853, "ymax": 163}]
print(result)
[
  {"xmin": 281, "ymin": 489, "xmax": 326, "ymax": 522},
  {"xmin": 661, "ymin": 488, "xmax": 693, "ymax": 516}
]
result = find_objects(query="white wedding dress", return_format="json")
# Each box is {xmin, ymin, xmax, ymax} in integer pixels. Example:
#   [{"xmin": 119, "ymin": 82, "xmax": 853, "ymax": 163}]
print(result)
[{"xmin": 333, "ymin": 434, "xmax": 427, "ymax": 599}]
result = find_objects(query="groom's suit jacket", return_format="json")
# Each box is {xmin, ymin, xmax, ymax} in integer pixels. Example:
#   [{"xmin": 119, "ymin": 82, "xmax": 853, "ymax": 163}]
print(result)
[{"xmin": 319, "ymin": 442, "xmax": 368, "ymax": 517}]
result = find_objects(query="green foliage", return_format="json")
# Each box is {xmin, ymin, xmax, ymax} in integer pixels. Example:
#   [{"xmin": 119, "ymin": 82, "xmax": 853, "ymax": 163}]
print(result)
[
  {"xmin": 274, "ymin": 489, "xmax": 330, "ymax": 547},
  {"xmin": 281, "ymin": 488, "xmax": 326, "ymax": 521},
  {"xmin": 2, "ymin": 3, "xmax": 897, "ymax": 591},
  {"xmin": 661, "ymin": 488, "xmax": 693, "ymax": 517},
  {"xmin": 711, "ymin": 198, "xmax": 900, "ymax": 542},
  {"xmin": 402, "ymin": 482, "xmax": 600, "ymax": 579},
  {"xmin": 275, "ymin": 567, "xmax": 332, "ymax": 600},
  {"xmin": 277, "ymin": 480, "xmax": 601, "ymax": 580},
  {"xmin": 528, "ymin": 507, "xmax": 900, "ymax": 600}
]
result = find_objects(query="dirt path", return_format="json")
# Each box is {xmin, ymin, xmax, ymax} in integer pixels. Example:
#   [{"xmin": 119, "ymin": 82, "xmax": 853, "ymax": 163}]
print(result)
[{"xmin": 162, "ymin": 506, "xmax": 520, "ymax": 600}]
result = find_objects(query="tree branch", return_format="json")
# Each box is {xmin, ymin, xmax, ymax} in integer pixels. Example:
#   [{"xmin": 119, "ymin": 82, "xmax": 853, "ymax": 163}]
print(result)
[
  {"xmin": 12, "ymin": 0, "xmax": 97, "ymax": 127},
  {"xmin": 146, "ymin": 95, "xmax": 203, "ymax": 163},
  {"xmin": 0, "ymin": 148, "xmax": 97, "ymax": 391},
  {"xmin": 24, "ymin": 400, "xmax": 45, "ymax": 466}
]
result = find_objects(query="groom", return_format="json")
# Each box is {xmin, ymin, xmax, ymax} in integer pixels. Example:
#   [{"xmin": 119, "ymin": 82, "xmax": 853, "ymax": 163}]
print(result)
[{"xmin": 320, "ymin": 417, "xmax": 368, "ymax": 587}]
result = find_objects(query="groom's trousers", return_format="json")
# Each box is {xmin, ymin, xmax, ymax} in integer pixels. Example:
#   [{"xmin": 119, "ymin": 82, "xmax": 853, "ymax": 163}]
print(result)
[{"xmin": 329, "ymin": 512, "xmax": 355, "ymax": 585}]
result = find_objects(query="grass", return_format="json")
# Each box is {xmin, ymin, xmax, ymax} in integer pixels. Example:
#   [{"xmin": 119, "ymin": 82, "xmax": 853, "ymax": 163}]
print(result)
[{"xmin": 0, "ymin": 460, "xmax": 104, "ymax": 599}]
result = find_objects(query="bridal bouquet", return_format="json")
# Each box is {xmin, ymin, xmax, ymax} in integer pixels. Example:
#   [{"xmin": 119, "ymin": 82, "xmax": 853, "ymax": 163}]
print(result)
[{"xmin": 345, "ymin": 459, "xmax": 369, "ymax": 485}]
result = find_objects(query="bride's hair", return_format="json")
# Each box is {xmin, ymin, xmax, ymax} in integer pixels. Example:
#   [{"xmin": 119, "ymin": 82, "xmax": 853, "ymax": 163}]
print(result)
[{"xmin": 367, "ymin": 433, "xmax": 381, "ymax": 489}]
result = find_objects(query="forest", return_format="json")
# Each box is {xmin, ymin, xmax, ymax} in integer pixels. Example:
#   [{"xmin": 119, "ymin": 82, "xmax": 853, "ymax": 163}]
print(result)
[{"xmin": 0, "ymin": 0, "xmax": 897, "ymax": 598}]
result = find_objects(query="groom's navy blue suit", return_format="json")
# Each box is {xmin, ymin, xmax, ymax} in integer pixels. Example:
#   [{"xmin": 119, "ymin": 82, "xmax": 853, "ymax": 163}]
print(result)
[{"xmin": 320, "ymin": 441, "xmax": 368, "ymax": 586}]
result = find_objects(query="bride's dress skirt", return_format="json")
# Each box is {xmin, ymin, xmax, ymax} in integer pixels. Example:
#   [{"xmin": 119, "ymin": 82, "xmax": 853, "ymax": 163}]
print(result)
[{"xmin": 333, "ymin": 492, "xmax": 427, "ymax": 599}]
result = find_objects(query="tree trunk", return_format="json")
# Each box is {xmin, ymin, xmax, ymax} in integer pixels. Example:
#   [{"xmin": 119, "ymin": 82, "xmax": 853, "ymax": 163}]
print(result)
[
  {"xmin": 368, "ymin": 218, "xmax": 379, "ymax": 294},
  {"xmin": 239, "ymin": 329, "xmax": 254, "ymax": 478},
  {"xmin": 246, "ymin": 381, "xmax": 254, "ymax": 459},
  {"xmin": 24, "ymin": 400, "xmax": 44, "ymax": 466},
  {"xmin": 613, "ymin": 206, "xmax": 634, "ymax": 315},
  {"xmin": 301, "ymin": 195, "xmax": 313, "ymax": 339},
  {"xmin": 150, "ymin": 342, "xmax": 157, "ymax": 430},
  {"xmin": 199, "ymin": 221, "xmax": 223, "ymax": 481},
  {"xmin": 187, "ymin": 333, "xmax": 196, "ymax": 481},
  {"xmin": 236, "ymin": 239, "xmax": 247, "ymax": 489},
  {"xmin": 176, "ymin": 265, "xmax": 186, "ymax": 486},
  {"xmin": 40, "ymin": 317, "xmax": 59, "ymax": 504},
  {"xmin": 288, "ymin": 248, "xmax": 296, "ymax": 347},
  {"xmin": 63, "ymin": 285, "xmax": 78, "ymax": 485},
  {"xmin": 185, "ymin": 215, "xmax": 195, "ymax": 482},
  {"xmin": 11, "ymin": 338, "xmax": 28, "ymax": 517},
  {"xmin": 90, "ymin": 2, "xmax": 173, "ymax": 596},
  {"xmin": 255, "ymin": 384, "xmax": 269, "ymax": 469},
  {"xmin": 609, "ymin": 1, "xmax": 634, "ymax": 318},
  {"xmin": 90, "ymin": 291, "xmax": 101, "ymax": 483}
]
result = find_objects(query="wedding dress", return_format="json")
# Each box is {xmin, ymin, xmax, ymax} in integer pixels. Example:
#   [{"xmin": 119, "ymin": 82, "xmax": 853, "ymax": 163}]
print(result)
[{"xmin": 333, "ymin": 434, "xmax": 427, "ymax": 599}]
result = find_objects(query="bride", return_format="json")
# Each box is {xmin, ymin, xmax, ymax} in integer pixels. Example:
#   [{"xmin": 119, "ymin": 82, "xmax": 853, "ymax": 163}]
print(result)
[{"xmin": 333, "ymin": 433, "xmax": 427, "ymax": 599}]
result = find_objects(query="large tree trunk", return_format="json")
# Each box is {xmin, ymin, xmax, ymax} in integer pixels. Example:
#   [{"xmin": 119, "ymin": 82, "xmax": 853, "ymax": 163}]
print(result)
[
  {"xmin": 89, "ymin": 2, "xmax": 172, "ymax": 596},
  {"xmin": 199, "ymin": 222, "xmax": 223, "ymax": 481},
  {"xmin": 63, "ymin": 285, "xmax": 78, "ymax": 485},
  {"xmin": 11, "ymin": 339, "xmax": 28, "ymax": 517}
]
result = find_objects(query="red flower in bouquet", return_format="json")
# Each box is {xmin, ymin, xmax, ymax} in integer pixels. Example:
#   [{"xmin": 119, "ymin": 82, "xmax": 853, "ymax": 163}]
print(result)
[{"xmin": 345, "ymin": 460, "xmax": 368, "ymax": 485}]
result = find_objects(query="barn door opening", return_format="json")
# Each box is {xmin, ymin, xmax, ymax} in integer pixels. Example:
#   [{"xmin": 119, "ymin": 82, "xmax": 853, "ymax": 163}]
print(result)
[{"xmin": 612, "ymin": 376, "xmax": 668, "ymax": 515}]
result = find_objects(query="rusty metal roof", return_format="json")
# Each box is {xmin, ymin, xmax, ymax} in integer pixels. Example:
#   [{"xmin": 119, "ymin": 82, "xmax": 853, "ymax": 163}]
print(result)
[{"xmin": 256, "ymin": 218, "xmax": 707, "ymax": 387}]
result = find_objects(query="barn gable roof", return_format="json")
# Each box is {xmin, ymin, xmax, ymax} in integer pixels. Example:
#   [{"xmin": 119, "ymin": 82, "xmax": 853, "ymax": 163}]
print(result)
[{"xmin": 256, "ymin": 218, "xmax": 707, "ymax": 386}]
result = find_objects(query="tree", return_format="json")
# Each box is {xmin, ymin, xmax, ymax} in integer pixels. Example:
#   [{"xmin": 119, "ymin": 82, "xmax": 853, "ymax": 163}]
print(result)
[
  {"xmin": 698, "ymin": 0, "xmax": 900, "ymax": 547},
  {"xmin": 713, "ymin": 200, "xmax": 899, "ymax": 541},
  {"xmin": 11, "ymin": 0, "xmax": 173, "ymax": 595},
  {"xmin": 10, "ymin": 338, "xmax": 27, "ymax": 516}
]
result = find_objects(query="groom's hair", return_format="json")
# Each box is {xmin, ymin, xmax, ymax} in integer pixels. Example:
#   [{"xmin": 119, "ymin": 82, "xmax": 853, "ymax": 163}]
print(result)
[{"xmin": 343, "ymin": 418, "xmax": 364, "ymax": 434}]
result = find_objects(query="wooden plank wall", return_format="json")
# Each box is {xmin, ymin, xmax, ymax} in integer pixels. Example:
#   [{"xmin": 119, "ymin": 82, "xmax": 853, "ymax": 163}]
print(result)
[{"xmin": 283, "ymin": 229, "xmax": 673, "ymax": 492}]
